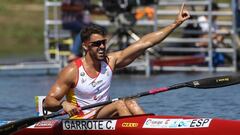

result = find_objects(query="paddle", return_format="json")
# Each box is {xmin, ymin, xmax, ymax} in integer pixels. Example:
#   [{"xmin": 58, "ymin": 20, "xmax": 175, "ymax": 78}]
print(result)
[{"xmin": 1, "ymin": 74, "xmax": 240, "ymax": 135}]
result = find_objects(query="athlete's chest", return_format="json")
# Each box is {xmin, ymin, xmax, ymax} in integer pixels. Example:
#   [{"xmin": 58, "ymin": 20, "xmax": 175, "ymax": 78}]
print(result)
[{"xmin": 75, "ymin": 63, "xmax": 112, "ymax": 96}]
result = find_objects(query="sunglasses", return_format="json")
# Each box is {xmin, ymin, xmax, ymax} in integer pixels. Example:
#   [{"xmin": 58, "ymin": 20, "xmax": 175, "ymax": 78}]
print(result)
[{"xmin": 90, "ymin": 39, "xmax": 107, "ymax": 47}]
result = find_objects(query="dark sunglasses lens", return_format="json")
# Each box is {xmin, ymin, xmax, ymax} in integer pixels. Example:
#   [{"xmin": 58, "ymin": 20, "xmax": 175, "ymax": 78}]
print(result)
[
  {"xmin": 92, "ymin": 40, "xmax": 106, "ymax": 47},
  {"xmin": 101, "ymin": 40, "xmax": 106, "ymax": 45}
]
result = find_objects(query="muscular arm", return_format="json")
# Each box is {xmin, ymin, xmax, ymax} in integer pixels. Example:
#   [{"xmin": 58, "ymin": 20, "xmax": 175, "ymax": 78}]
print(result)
[
  {"xmin": 110, "ymin": 3, "xmax": 190, "ymax": 69},
  {"xmin": 44, "ymin": 63, "xmax": 77, "ymax": 112}
]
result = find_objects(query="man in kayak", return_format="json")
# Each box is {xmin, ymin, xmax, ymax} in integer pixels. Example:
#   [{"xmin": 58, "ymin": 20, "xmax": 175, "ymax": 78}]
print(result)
[{"xmin": 44, "ymin": 3, "xmax": 190, "ymax": 119}]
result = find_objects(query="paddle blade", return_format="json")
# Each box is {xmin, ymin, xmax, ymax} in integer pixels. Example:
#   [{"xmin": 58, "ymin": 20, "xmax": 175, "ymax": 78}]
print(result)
[{"xmin": 185, "ymin": 75, "xmax": 240, "ymax": 89}]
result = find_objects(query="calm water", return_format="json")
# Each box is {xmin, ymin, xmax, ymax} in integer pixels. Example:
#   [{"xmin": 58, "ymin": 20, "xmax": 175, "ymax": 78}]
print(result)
[{"xmin": 0, "ymin": 71, "xmax": 240, "ymax": 120}]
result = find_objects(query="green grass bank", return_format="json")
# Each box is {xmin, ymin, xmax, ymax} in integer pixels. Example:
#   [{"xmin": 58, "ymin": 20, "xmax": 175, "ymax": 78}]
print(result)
[{"xmin": 0, "ymin": 0, "xmax": 44, "ymax": 60}]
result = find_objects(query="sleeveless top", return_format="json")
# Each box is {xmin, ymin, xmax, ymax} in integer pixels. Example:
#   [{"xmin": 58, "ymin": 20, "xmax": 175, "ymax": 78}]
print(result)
[{"xmin": 66, "ymin": 58, "xmax": 113, "ymax": 118}]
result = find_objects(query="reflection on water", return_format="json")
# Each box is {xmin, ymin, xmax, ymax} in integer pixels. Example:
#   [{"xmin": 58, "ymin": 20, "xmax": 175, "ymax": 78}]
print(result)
[{"xmin": 0, "ymin": 71, "xmax": 240, "ymax": 120}]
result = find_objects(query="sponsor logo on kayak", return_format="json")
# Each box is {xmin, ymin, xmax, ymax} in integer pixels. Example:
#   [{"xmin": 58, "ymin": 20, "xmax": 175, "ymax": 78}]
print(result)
[
  {"xmin": 63, "ymin": 120, "xmax": 117, "ymax": 130},
  {"xmin": 35, "ymin": 120, "xmax": 58, "ymax": 128},
  {"xmin": 122, "ymin": 122, "xmax": 138, "ymax": 127},
  {"xmin": 143, "ymin": 118, "xmax": 211, "ymax": 128}
]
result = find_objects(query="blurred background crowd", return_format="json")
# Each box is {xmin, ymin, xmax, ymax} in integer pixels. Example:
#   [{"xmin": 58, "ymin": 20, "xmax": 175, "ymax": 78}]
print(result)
[{"xmin": 0, "ymin": 0, "xmax": 240, "ymax": 75}]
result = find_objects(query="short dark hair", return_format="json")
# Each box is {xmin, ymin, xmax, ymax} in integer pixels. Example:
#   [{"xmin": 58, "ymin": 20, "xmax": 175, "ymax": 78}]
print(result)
[{"xmin": 80, "ymin": 24, "xmax": 107, "ymax": 42}]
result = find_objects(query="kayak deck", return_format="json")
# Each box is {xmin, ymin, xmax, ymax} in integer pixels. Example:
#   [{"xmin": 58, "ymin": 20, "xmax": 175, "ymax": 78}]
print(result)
[{"xmin": 13, "ymin": 114, "xmax": 240, "ymax": 135}]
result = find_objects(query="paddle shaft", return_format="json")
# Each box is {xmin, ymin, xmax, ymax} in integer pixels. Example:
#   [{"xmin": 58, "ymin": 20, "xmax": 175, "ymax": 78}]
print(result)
[
  {"xmin": 1, "ymin": 74, "xmax": 240, "ymax": 135},
  {"xmin": 81, "ymin": 83, "xmax": 185, "ymax": 110}
]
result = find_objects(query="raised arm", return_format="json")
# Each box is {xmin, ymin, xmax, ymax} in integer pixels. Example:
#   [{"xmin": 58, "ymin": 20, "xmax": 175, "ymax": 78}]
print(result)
[{"xmin": 110, "ymin": 3, "xmax": 190, "ymax": 69}]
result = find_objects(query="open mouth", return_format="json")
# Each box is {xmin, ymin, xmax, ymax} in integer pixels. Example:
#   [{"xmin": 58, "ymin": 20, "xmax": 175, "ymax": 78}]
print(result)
[
  {"xmin": 98, "ymin": 50, "xmax": 105, "ymax": 54},
  {"xmin": 98, "ymin": 51, "xmax": 105, "ymax": 57}
]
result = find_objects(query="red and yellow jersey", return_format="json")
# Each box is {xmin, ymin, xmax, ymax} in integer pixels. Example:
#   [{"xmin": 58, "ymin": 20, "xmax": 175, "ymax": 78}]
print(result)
[{"xmin": 67, "ymin": 58, "xmax": 112, "ymax": 119}]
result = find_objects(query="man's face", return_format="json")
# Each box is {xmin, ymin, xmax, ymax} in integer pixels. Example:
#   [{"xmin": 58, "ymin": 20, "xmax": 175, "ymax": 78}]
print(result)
[{"xmin": 86, "ymin": 34, "xmax": 107, "ymax": 60}]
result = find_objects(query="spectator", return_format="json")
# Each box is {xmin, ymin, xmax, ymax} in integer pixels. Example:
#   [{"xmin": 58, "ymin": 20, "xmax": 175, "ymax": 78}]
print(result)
[
  {"xmin": 61, "ymin": 0, "xmax": 93, "ymax": 62},
  {"xmin": 196, "ymin": 2, "xmax": 226, "ymax": 66},
  {"xmin": 61, "ymin": 0, "xmax": 90, "ymax": 34},
  {"xmin": 196, "ymin": 2, "xmax": 224, "ymax": 47}
]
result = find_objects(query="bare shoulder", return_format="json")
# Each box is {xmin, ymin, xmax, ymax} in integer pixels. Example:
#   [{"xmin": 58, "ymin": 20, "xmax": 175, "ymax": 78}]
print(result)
[
  {"xmin": 56, "ymin": 62, "xmax": 78, "ymax": 85},
  {"xmin": 59, "ymin": 63, "xmax": 77, "ymax": 75},
  {"xmin": 46, "ymin": 62, "xmax": 78, "ymax": 101}
]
